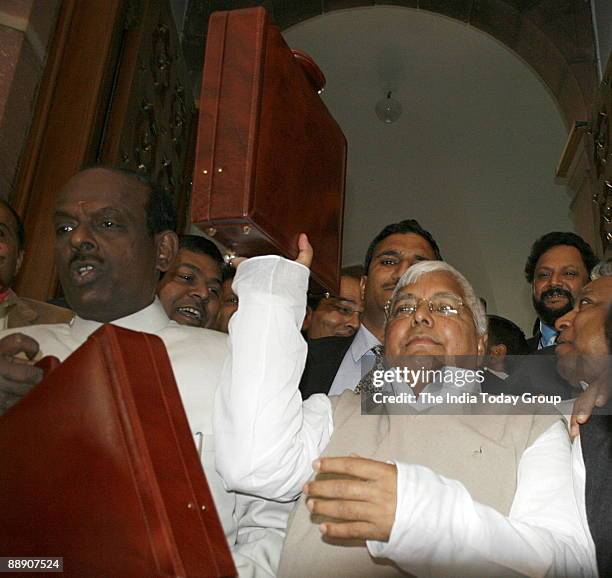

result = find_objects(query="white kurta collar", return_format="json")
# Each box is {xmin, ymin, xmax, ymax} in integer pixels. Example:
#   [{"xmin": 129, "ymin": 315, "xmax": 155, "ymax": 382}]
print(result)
[{"xmin": 69, "ymin": 297, "xmax": 170, "ymax": 342}]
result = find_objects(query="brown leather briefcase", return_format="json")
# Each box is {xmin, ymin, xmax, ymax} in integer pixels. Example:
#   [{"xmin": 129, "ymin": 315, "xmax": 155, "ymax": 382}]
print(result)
[
  {"xmin": 0, "ymin": 325, "xmax": 236, "ymax": 578},
  {"xmin": 192, "ymin": 7, "xmax": 346, "ymax": 293}
]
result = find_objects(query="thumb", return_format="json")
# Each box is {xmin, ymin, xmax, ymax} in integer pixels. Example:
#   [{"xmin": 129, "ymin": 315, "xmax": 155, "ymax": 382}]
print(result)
[{"xmin": 296, "ymin": 233, "xmax": 313, "ymax": 269}]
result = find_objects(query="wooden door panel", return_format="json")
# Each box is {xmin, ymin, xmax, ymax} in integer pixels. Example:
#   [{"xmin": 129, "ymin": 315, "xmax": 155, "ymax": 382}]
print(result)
[
  {"xmin": 14, "ymin": 0, "xmax": 195, "ymax": 301},
  {"xmin": 99, "ymin": 0, "xmax": 196, "ymax": 233}
]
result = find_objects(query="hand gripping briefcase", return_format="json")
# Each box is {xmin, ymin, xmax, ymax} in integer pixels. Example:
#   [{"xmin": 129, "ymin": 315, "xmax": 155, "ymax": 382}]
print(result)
[
  {"xmin": 0, "ymin": 325, "xmax": 236, "ymax": 578},
  {"xmin": 192, "ymin": 7, "xmax": 346, "ymax": 293}
]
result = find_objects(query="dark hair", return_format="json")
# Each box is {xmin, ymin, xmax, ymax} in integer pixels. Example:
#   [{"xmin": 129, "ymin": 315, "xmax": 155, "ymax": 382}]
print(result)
[
  {"xmin": 487, "ymin": 315, "xmax": 529, "ymax": 356},
  {"xmin": 178, "ymin": 234, "xmax": 223, "ymax": 263},
  {"xmin": 222, "ymin": 268, "xmax": 236, "ymax": 283},
  {"xmin": 364, "ymin": 219, "xmax": 442, "ymax": 272},
  {"xmin": 82, "ymin": 166, "xmax": 177, "ymax": 236},
  {"xmin": 0, "ymin": 199, "xmax": 25, "ymax": 249},
  {"xmin": 524, "ymin": 232, "xmax": 599, "ymax": 283},
  {"xmin": 146, "ymin": 181, "xmax": 177, "ymax": 236}
]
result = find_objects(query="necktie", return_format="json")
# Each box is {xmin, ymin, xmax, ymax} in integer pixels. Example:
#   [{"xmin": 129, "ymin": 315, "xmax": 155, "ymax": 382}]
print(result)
[{"xmin": 354, "ymin": 345, "xmax": 385, "ymax": 395}]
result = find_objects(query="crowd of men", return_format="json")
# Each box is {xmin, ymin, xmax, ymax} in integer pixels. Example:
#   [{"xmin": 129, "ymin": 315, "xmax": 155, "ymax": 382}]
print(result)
[{"xmin": 0, "ymin": 165, "xmax": 610, "ymax": 577}]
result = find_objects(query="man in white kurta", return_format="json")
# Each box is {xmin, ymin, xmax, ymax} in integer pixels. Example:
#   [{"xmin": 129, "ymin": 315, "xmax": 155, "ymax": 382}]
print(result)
[
  {"xmin": 216, "ymin": 251, "xmax": 596, "ymax": 577},
  {"xmin": 0, "ymin": 168, "xmax": 288, "ymax": 578}
]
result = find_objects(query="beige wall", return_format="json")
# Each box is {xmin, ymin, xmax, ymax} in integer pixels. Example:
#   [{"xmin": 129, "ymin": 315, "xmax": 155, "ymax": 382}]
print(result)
[{"xmin": 285, "ymin": 7, "xmax": 574, "ymax": 334}]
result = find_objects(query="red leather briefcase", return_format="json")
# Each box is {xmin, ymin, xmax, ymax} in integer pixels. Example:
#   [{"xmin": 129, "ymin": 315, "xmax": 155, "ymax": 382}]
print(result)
[
  {"xmin": 0, "ymin": 325, "xmax": 236, "ymax": 578},
  {"xmin": 192, "ymin": 7, "xmax": 346, "ymax": 293}
]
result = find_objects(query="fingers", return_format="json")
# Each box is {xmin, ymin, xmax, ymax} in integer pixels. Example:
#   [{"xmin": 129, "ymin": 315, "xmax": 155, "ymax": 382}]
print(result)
[
  {"xmin": 296, "ymin": 233, "xmax": 313, "ymax": 268},
  {"xmin": 596, "ymin": 386, "xmax": 610, "ymax": 407},
  {"xmin": 569, "ymin": 413, "xmax": 581, "ymax": 440},
  {"xmin": 319, "ymin": 521, "xmax": 382, "ymax": 541},
  {"xmin": 572, "ymin": 385, "xmax": 601, "ymax": 432},
  {"xmin": 307, "ymin": 496, "xmax": 375, "ymax": 522},
  {"xmin": 306, "ymin": 457, "xmax": 397, "ymax": 543},
  {"xmin": 313, "ymin": 456, "xmax": 394, "ymax": 481},
  {"xmin": 0, "ymin": 361, "xmax": 42, "ymax": 416},
  {"xmin": 0, "ymin": 333, "xmax": 44, "ymax": 393},
  {"xmin": 0, "ymin": 364, "xmax": 43, "ymax": 392},
  {"xmin": 304, "ymin": 478, "xmax": 374, "ymax": 501},
  {"xmin": 0, "ymin": 333, "xmax": 40, "ymax": 359}
]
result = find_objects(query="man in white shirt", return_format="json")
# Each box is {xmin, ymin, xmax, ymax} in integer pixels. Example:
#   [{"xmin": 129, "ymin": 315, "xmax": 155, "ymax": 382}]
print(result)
[
  {"xmin": 157, "ymin": 234, "xmax": 225, "ymax": 329},
  {"xmin": 0, "ymin": 167, "xmax": 286, "ymax": 577},
  {"xmin": 216, "ymin": 238, "xmax": 596, "ymax": 577}
]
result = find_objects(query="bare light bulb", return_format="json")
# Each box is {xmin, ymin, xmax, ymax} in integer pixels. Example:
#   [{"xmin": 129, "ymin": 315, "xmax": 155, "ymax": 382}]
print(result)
[{"xmin": 375, "ymin": 91, "xmax": 402, "ymax": 124}]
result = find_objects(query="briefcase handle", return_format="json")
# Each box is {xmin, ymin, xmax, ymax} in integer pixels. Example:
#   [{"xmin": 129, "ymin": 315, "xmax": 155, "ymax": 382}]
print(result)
[{"xmin": 292, "ymin": 49, "xmax": 326, "ymax": 93}]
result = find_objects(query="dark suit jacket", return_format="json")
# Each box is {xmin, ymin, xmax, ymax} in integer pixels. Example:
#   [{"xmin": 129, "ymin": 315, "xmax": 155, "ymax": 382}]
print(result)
[
  {"xmin": 503, "ymin": 345, "xmax": 573, "ymax": 399},
  {"xmin": 581, "ymin": 410, "xmax": 612, "ymax": 575},
  {"xmin": 480, "ymin": 369, "xmax": 510, "ymax": 395},
  {"xmin": 526, "ymin": 333, "xmax": 540, "ymax": 353},
  {"xmin": 299, "ymin": 335, "xmax": 354, "ymax": 399}
]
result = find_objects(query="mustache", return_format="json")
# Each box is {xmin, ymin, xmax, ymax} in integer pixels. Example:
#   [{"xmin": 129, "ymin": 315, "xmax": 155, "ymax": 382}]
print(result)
[
  {"xmin": 540, "ymin": 287, "xmax": 574, "ymax": 303},
  {"xmin": 533, "ymin": 288, "xmax": 575, "ymax": 325},
  {"xmin": 69, "ymin": 254, "xmax": 103, "ymax": 267}
]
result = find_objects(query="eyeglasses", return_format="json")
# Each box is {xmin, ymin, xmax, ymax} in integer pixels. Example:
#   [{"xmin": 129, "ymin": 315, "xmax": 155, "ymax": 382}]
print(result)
[
  {"xmin": 328, "ymin": 301, "xmax": 363, "ymax": 317},
  {"xmin": 385, "ymin": 295, "xmax": 465, "ymax": 321},
  {"xmin": 309, "ymin": 293, "xmax": 363, "ymax": 318}
]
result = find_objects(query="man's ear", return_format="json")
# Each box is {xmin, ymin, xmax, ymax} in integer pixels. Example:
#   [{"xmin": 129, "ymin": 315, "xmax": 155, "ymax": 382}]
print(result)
[
  {"xmin": 360, "ymin": 275, "xmax": 367, "ymax": 301},
  {"xmin": 155, "ymin": 231, "xmax": 179, "ymax": 273},
  {"xmin": 489, "ymin": 343, "xmax": 507, "ymax": 359},
  {"xmin": 476, "ymin": 333, "xmax": 488, "ymax": 357}
]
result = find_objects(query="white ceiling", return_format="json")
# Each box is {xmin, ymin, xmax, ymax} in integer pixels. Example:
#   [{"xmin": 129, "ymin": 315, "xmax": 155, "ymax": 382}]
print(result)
[{"xmin": 284, "ymin": 6, "xmax": 571, "ymax": 334}]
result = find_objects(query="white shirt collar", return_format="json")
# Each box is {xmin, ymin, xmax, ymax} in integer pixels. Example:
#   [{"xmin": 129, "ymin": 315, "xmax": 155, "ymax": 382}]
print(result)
[
  {"xmin": 350, "ymin": 323, "xmax": 381, "ymax": 363},
  {"xmin": 539, "ymin": 320, "xmax": 558, "ymax": 348},
  {"xmin": 70, "ymin": 297, "xmax": 170, "ymax": 342}
]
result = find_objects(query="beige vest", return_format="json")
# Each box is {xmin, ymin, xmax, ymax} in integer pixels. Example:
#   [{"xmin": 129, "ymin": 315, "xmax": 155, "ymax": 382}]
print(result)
[{"xmin": 278, "ymin": 391, "xmax": 561, "ymax": 577}]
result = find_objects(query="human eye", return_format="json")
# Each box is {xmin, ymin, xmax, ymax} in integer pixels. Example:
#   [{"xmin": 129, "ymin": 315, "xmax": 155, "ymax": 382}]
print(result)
[
  {"xmin": 99, "ymin": 219, "xmax": 120, "ymax": 229},
  {"xmin": 392, "ymin": 302, "xmax": 416, "ymax": 317},
  {"xmin": 227, "ymin": 295, "xmax": 238, "ymax": 305},
  {"xmin": 380, "ymin": 258, "xmax": 398, "ymax": 266},
  {"xmin": 578, "ymin": 297, "xmax": 594, "ymax": 309},
  {"xmin": 564, "ymin": 270, "xmax": 578, "ymax": 277},
  {"xmin": 435, "ymin": 303, "xmax": 458, "ymax": 315},
  {"xmin": 433, "ymin": 297, "xmax": 461, "ymax": 315},
  {"xmin": 209, "ymin": 286, "xmax": 221, "ymax": 298},
  {"xmin": 536, "ymin": 271, "xmax": 550, "ymax": 279},
  {"xmin": 55, "ymin": 223, "xmax": 74, "ymax": 236},
  {"xmin": 176, "ymin": 271, "xmax": 194, "ymax": 283}
]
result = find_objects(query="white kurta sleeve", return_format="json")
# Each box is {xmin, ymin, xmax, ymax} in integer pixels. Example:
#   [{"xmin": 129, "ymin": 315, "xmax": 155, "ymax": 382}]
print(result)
[
  {"xmin": 214, "ymin": 256, "xmax": 334, "ymax": 502},
  {"xmin": 367, "ymin": 421, "xmax": 597, "ymax": 577}
]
